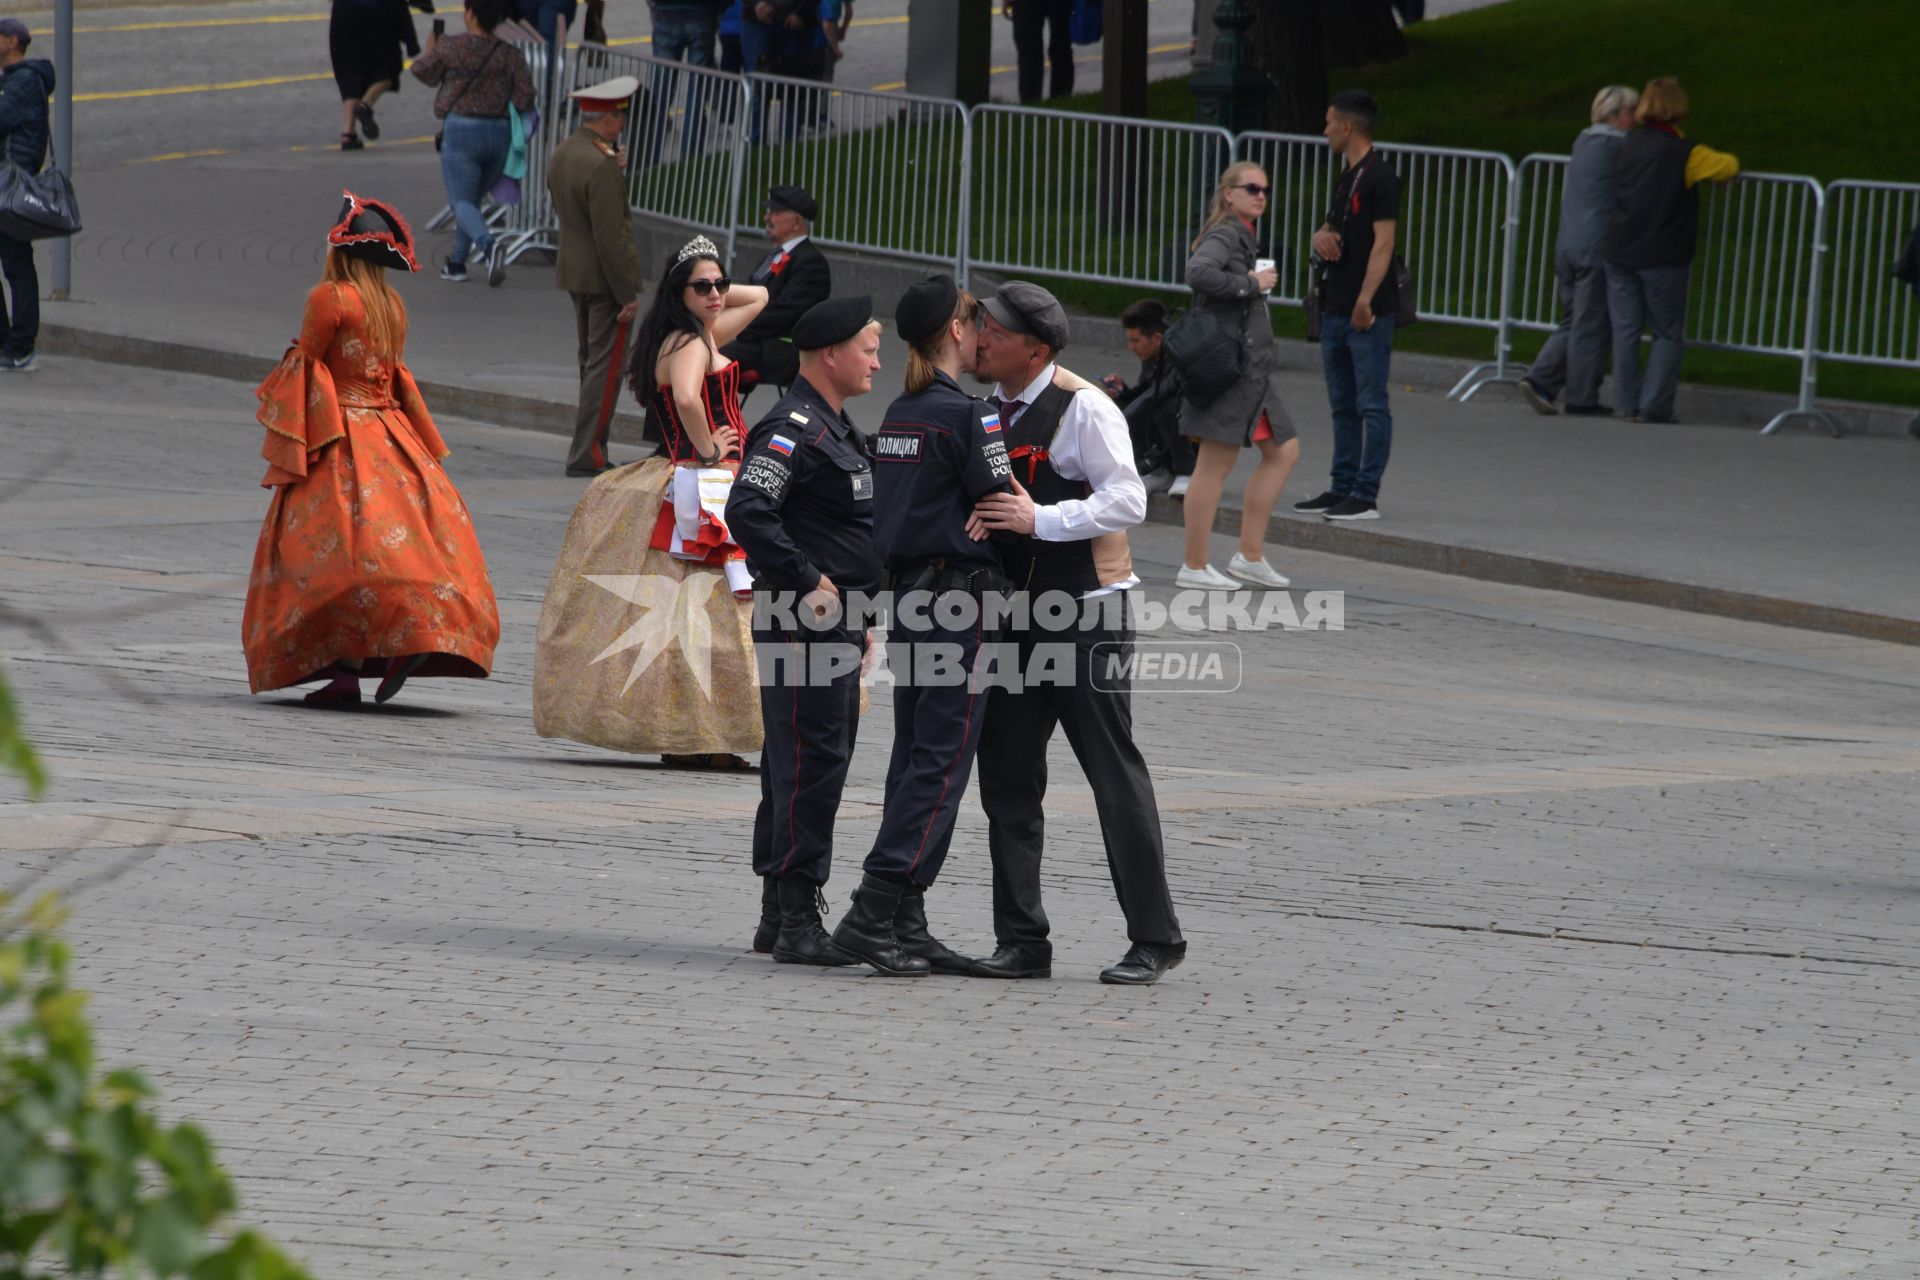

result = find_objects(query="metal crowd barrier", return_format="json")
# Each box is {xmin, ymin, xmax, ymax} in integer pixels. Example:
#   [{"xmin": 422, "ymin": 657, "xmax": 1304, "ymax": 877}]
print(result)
[
  {"xmin": 1233, "ymin": 131, "xmax": 1335, "ymax": 306},
  {"xmin": 969, "ymin": 105, "xmax": 1234, "ymax": 291},
  {"xmin": 1812, "ymin": 180, "xmax": 1920, "ymax": 435},
  {"xmin": 495, "ymin": 40, "xmax": 565, "ymax": 265},
  {"xmin": 740, "ymin": 73, "xmax": 971, "ymax": 276}
]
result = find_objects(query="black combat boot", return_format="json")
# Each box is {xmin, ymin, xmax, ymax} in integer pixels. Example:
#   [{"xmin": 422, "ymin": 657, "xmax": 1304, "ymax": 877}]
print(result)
[
  {"xmin": 772, "ymin": 877, "xmax": 858, "ymax": 966},
  {"xmin": 895, "ymin": 885, "xmax": 975, "ymax": 975},
  {"xmin": 752, "ymin": 877, "xmax": 779, "ymax": 953},
  {"xmin": 829, "ymin": 874, "xmax": 931, "ymax": 976}
]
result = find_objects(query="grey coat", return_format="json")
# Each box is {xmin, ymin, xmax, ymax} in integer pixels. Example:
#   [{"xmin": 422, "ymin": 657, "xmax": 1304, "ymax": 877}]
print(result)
[{"xmin": 1181, "ymin": 218, "xmax": 1291, "ymax": 446}]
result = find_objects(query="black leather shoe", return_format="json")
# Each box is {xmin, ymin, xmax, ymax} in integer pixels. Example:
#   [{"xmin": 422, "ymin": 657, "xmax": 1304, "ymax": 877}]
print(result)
[
  {"xmin": 969, "ymin": 945, "xmax": 1051, "ymax": 980},
  {"xmin": 752, "ymin": 877, "xmax": 778, "ymax": 954},
  {"xmin": 1098, "ymin": 941, "xmax": 1187, "ymax": 986},
  {"xmin": 829, "ymin": 874, "xmax": 930, "ymax": 976},
  {"xmin": 771, "ymin": 877, "xmax": 857, "ymax": 967},
  {"xmin": 895, "ymin": 886, "xmax": 974, "ymax": 975}
]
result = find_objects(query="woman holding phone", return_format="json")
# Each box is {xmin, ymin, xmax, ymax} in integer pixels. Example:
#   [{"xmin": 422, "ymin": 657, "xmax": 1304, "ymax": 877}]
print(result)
[{"xmin": 1175, "ymin": 161, "xmax": 1298, "ymax": 592}]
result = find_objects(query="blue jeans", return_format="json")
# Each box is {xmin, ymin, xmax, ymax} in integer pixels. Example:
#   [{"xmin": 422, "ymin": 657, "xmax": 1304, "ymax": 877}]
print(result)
[
  {"xmin": 439, "ymin": 114, "xmax": 511, "ymax": 267},
  {"xmin": 648, "ymin": 13, "xmax": 718, "ymax": 161},
  {"xmin": 0, "ymin": 232, "xmax": 37, "ymax": 358},
  {"xmin": 1322, "ymin": 313, "xmax": 1396, "ymax": 502}
]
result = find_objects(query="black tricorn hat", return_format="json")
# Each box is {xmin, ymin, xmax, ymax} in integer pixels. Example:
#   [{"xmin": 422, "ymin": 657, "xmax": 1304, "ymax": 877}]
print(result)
[{"xmin": 328, "ymin": 190, "xmax": 419, "ymax": 272}]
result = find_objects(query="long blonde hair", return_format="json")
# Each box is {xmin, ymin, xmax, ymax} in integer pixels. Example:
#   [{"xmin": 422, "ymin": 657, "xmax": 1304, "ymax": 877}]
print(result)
[
  {"xmin": 321, "ymin": 250, "xmax": 407, "ymax": 361},
  {"xmin": 903, "ymin": 288, "xmax": 978, "ymax": 396},
  {"xmin": 1192, "ymin": 161, "xmax": 1265, "ymax": 251}
]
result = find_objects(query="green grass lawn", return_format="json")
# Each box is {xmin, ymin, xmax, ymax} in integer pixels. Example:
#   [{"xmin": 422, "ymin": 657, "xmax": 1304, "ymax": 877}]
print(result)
[{"xmin": 1048, "ymin": 0, "xmax": 1920, "ymax": 407}]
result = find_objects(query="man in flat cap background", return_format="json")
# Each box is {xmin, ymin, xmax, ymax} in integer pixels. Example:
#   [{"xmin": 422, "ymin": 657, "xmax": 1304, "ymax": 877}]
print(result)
[
  {"xmin": 722, "ymin": 185, "xmax": 831, "ymax": 406},
  {"xmin": 0, "ymin": 16, "xmax": 54, "ymax": 372},
  {"xmin": 547, "ymin": 75, "xmax": 647, "ymax": 476},
  {"xmin": 966, "ymin": 280, "xmax": 1187, "ymax": 986}
]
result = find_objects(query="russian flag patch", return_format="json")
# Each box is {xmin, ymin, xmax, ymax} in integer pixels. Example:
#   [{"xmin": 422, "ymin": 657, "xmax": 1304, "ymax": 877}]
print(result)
[
  {"xmin": 981, "ymin": 412, "xmax": 1002, "ymax": 434},
  {"xmin": 767, "ymin": 434, "xmax": 796, "ymax": 456}
]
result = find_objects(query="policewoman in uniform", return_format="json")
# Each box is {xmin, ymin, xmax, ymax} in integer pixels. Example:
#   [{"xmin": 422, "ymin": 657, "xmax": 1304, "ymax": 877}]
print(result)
[
  {"xmin": 828, "ymin": 275, "xmax": 1014, "ymax": 977},
  {"xmin": 967, "ymin": 281, "xmax": 1188, "ymax": 986},
  {"xmin": 724, "ymin": 296, "xmax": 884, "ymax": 967}
]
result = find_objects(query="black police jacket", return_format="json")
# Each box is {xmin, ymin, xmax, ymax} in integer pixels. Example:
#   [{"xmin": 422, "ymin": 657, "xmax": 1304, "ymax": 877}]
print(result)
[
  {"xmin": 724, "ymin": 376, "xmax": 883, "ymax": 597},
  {"xmin": 870, "ymin": 370, "xmax": 1013, "ymax": 573}
]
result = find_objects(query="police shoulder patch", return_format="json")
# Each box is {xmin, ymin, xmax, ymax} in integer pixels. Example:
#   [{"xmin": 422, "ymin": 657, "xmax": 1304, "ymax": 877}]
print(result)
[
  {"xmin": 739, "ymin": 454, "xmax": 791, "ymax": 499},
  {"xmin": 787, "ymin": 410, "xmax": 811, "ymax": 425}
]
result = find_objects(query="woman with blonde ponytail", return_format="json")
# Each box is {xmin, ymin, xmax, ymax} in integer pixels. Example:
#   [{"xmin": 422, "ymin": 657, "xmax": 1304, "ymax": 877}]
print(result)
[{"xmin": 243, "ymin": 192, "xmax": 500, "ymax": 709}]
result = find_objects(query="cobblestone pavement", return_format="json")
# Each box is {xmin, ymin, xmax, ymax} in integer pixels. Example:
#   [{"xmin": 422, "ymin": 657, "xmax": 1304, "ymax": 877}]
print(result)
[{"xmin": 4, "ymin": 361, "xmax": 1919, "ymax": 1278}]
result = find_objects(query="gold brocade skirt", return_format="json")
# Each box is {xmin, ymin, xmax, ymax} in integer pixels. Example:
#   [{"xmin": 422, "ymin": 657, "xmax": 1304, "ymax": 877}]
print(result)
[{"xmin": 533, "ymin": 458, "xmax": 762, "ymax": 756}]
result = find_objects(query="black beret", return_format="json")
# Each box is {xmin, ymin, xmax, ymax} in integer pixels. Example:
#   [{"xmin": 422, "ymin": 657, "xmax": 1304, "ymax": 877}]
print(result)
[
  {"xmin": 982, "ymin": 280, "xmax": 1069, "ymax": 352},
  {"xmin": 894, "ymin": 274, "xmax": 959, "ymax": 345},
  {"xmin": 791, "ymin": 296, "xmax": 874, "ymax": 351},
  {"xmin": 765, "ymin": 185, "xmax": 818, "ymax": 221}
]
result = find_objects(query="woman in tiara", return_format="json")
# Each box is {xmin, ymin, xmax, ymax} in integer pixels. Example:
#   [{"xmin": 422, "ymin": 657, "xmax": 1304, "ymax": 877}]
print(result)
[
  {"xmin": 533, "ymin": 234, "xmax": 770, "ymax": 769},
  {"xmin": 245, "ymin": 190, "xmax": 501, "ymax": 708}
]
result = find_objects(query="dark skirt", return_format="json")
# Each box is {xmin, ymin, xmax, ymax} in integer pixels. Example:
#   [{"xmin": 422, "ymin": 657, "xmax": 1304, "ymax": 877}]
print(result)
[{"xmin": 330, "ymin": 7, "xmax": 406, "ymax": 101}]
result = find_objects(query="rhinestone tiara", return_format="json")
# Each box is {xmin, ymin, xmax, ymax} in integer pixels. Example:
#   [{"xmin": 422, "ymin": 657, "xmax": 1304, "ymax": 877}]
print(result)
[{"xmin": 676, "ymin": 235, "xmax": 722, "ymax": 266}]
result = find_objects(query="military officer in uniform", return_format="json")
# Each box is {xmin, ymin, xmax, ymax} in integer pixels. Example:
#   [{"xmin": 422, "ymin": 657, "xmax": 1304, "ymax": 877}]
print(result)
[
  {"xmin": 966, "ymin": 281, "xmax": 1188, "ymax": 985},
  {"xmin": 829, "ymin": 275, "xmax": 1014, "ymax": 977},
  {"xmin": 724, "ymin": 296, "xmax": 885, "ymax": 967}
]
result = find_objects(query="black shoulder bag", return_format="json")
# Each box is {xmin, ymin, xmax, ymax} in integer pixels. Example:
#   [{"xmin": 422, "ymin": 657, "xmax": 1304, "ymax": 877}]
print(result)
[{"xmin": 1165, "ymin": 227, "xmax": 1254, "ymax": 408}]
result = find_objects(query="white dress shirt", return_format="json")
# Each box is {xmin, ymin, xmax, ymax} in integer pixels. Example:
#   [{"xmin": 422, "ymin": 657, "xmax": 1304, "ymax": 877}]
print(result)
[
  {"xmin": 994, "ymin": 362, "xmax": 1145, "ymax": 595},
  {"xmin": 780, "ymin": 234, "xmax": 808, "ymax": 254}
]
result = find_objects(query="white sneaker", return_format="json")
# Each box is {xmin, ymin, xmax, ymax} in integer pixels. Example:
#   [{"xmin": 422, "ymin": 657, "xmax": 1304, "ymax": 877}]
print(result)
[
  {"xmin": 1175, "ymin": 564, "xmax": 1240, "ymax": 592},
  {"xmin": 1226, "ymin": 553, "xmax": 1291, "ymax": 588},
  {"xmin": 1168, "ymin": 474, "xmax": 1191, "ymax": 497}
]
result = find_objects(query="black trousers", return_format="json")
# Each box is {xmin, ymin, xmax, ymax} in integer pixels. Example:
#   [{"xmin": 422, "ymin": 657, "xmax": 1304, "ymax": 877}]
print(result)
[
  {"xmin": 864, "ymin": 598, "xmax": 1003, "ymax": 887},
  {"xmin": 751, "ymin": 619, "xmax": 865, "ymax": 886},
  {"xmin": 976, "ymin": 592, "xmax": 1183, "ymax": 951},
  {"xmin": 0, "ymin": 233, "xmax": 38, "ymax": 359},
  {"xmin": 1010, "ymin": 0, "xmax": 1074, "ymax": 103}
]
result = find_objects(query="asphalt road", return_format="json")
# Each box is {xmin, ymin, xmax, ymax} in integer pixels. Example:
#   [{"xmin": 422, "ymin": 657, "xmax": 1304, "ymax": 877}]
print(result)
[{"xmin": 21, "ymin": 0, "xmax": 1200, "ymax": 172}]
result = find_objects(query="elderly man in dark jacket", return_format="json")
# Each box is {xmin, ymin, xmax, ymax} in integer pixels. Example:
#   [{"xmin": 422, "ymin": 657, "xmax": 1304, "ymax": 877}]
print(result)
[
  {"xmin": 1519, "ymin": 84, "xmax": 1638, "ymax": 417},
  {"xmin": 0, "ymin": 17, "xmax": 54, "ymax": 372}
]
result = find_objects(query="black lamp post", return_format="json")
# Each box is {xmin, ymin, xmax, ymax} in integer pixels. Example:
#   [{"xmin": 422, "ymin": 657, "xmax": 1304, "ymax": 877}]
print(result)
[{"xmin": 1191, "ymin": 0, "xmax": 1272, "ymax": 136}]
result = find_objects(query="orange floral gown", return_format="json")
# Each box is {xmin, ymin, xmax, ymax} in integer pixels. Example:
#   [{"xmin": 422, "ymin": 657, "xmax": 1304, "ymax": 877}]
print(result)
[{"xmin": 242, "ymin": 282, "xmax": 501, "ymax": 694}]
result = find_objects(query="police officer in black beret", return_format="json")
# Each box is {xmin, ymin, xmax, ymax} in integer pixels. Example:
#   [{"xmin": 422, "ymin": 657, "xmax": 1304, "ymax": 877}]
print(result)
[
  {"xmin": 724, "ymin": 296, "xmax": 884, "ymax": 967},
  {"xmin": 827, "ymin": 275, "xmax": 1015, "ymax": 977}
]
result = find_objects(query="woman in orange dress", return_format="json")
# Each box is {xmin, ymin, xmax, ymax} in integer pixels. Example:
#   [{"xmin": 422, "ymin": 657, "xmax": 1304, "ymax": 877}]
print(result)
[{"xmin": 243, "ymin": 191, "xmax": 501, "ymax": 708}]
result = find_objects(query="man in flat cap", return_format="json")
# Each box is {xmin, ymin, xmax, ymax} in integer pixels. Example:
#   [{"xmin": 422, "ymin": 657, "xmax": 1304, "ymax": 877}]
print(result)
[
  {"xmin": 0, "ymin": 16, "xmax": 54, "ymax": 371},
  {"xmin": 547, "ymin": 75, "xmax": 646, "ymax": 476},
  {"xmin": 725, "ymin": 296, "xmax": 884, "ymax": 970},
  {"xmin": 965, "ymin": 281, "xmax": 1187, "ymax": 986},
  {"xmin": 721, "ymin": 185, "xmax": 832, "ymax": 406}
]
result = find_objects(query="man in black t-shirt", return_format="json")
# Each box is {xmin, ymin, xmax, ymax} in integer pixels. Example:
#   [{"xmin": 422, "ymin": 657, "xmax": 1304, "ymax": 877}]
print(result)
[{"xmin": 1294, "ymin": 89, "xmax": 1402, "ymax": 523}]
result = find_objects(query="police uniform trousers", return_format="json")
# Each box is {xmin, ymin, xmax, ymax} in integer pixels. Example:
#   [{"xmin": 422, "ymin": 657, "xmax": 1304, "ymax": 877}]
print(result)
[
  {"xmin": 976, "ymin": 590, "xmax": 1183, "ymax": 949},
  {"xmin": 569, "ymin": 292, "xmax": 633, "ymax": 474},
  {"xmin": 751, "ymin": 614, "xmax": 865, "ymax": 886},
  {"xmin": 864, "ymin": 585, "xmax": 1004, "ymax": 887}
]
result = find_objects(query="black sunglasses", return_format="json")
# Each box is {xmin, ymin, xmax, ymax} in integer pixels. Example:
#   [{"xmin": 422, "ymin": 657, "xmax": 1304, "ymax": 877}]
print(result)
[
  {"xmin": 1239, "ymin": 183, "xmax": 1272, "ymax": 198},
  {"xmin": 687, "ymin": 277, "xmax": 733, "ymax": 296}
]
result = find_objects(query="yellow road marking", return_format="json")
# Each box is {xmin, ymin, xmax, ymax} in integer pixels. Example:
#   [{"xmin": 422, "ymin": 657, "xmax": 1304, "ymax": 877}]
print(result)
[
  {"xmin": 78, "ymin": 71, "xmax": 333, "ymax": 102},
  {"xmin": 49, "ymin": 9, "xmax": 907, "ymax": 42},
  {"xmin": 129, "ymin": 148, "xmax": 229, "ymax": 164},
  {"xmin": 286, "ymin": 134, "xmax": 436, "ymax": 153},
  {"xmin": 869, "ymin": 39, "xmax": 1186, "ymax": 92}
]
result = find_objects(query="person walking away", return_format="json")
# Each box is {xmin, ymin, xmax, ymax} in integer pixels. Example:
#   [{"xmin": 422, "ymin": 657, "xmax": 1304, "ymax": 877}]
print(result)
[
  {"xmin": 1296, "ymin": 90, "xmax": 1400, "ymax": 523},
  {"xmin": 546, "ymin": 76, "xmax": 648, "ymax": 476},
  {"xmin": 245, "ymin": 193, "xmax": 501, "ymax": 708},
  {"xmin": 830, "ymin": 275, "xmax": 1014, "ymax": 977},
  {"xmin": 1100, "ymin": 300, "xmax": 1194, "ymax": 495},
  {"xmin": 723, "ymin": 298, "xmax": 884, "ymax": 968},
  {"xmin": 966, "ymin": 282, "xmax": 1188, "ymax": 986},
  {"xmin": 1176, "ymin": 162, "xmax": 1298, "ymax": 590},
  {"xmin": 0, "ymin": 18, "xmax": 53, "ymax": 373},
  {"xmin": 1003, "ymin": 0, "xmax": 1072, "ymax": 103},
  {"xmin": 1603, "ymin": 76, "xmax": 1738, "ymax": 425},
  {"xmin": 410, "ymin": 0, "xmax": 536, "ymax": 286},
  {"xmin": 329, "ymin": 0, "xmax": 419, "ymax": 150},
  {"xmin": 644, "ymin": 0, "xmax": 721, "ymax": 162},
  {"xmin": 1518, "ymin": 85, "xmax": 1638, "ymax": 417},
  {"xmin": 722, "ymin": 185, "xmax": 832, "ymax": 404}
]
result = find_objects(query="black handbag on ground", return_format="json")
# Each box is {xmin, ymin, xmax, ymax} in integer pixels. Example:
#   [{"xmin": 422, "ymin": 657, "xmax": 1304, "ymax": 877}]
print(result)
[
  {"xmin": 1163, "ymin": 299, "xmax": 1249, "ymax": 409},
  {"xmin": 0, "ymin": 161, "xmax": 82, "ymax": 241}
]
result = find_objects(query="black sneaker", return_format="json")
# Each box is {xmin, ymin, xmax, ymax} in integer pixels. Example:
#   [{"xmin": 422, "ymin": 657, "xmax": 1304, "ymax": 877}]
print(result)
[
  {"xmin": 1292, "ymin": 489, "xmax": 1348, "ymax": 514},
  {"xmin": 354, "ymin": 101, "xmax": 380, "ymax": 141},
  {"xmin": 1323, "ymin": 496, "xmax": 1379, "ymax": 521},
  {"xmin": 340, "ymin": 133, "xmax": 364, "ymax": 152},
  {"xmin": 1519, "ymin": 378, "xmax": 1558, "ymax": 416},
  {"xmin": 439, "ymin": 262, "xmax": 469, "ymax": 283},
  {"xmin": 1564, "ymin": 403, "xmax": 1612, "ymax": 417}
]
